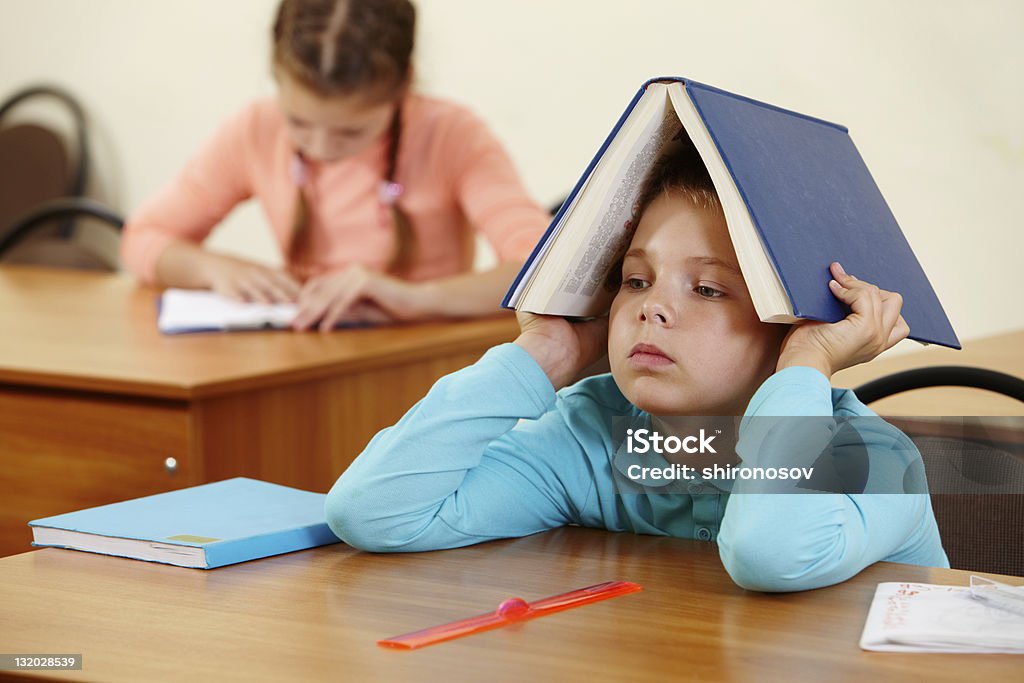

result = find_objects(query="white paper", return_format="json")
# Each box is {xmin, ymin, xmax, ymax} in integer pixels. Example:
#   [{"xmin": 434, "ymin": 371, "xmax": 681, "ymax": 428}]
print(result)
[
  {"xmin": 860, "ymin": 581, "xmax": 1024, "ymax": 654},
  {"xmin": 158, "ymin": 289, "xmax": 297, "ymax": 334}
]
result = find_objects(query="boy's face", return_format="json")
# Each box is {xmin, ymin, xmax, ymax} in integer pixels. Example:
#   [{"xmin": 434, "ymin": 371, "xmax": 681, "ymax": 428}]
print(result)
[{"xmin": 608, "ymin": 192, "xmax": 786, "ymax": 416}]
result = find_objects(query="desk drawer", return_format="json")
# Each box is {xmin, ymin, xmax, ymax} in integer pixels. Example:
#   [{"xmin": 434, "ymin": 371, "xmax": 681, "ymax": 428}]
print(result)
[{"xmin": 0, "ymin": 388, "xmax": 196, "ymax": 557}]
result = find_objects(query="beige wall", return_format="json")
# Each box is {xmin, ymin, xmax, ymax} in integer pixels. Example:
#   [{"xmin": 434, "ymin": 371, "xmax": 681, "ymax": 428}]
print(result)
[{"xmin": 2, "ymin": 0, "xmax": 1022, "ymax": 348}]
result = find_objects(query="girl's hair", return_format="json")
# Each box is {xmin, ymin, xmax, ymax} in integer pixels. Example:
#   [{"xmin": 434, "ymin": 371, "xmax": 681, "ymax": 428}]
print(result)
[{"xmin": 273, "ymin": 0, "xmax": 417, "ymax": 273}]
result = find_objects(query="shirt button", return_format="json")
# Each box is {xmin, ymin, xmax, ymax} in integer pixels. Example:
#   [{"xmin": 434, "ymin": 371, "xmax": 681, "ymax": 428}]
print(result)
[
  {"xmin": 688, "ymin": 482, "xmax": 704, "ymax": 495},
  {"xmin": 696, "ymin": 527, "xmax": 713, "ymax": 541}
]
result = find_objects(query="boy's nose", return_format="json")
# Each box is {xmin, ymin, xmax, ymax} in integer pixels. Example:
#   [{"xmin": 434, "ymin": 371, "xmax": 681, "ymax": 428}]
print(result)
[{"xmin": 639, "ymin": 299, "xmax": 671, "ymax": 326}]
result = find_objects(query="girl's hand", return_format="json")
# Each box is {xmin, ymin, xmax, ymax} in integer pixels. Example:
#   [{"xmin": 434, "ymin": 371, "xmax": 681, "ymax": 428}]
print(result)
[
  {"xmin": 291, "ymin": 265, "xmax": 424, "ymax": 332},
  {"xmin": 199, "ymin": 252, "xmax": 300, "ymax": 304},
  {"xmin": 776, "ymin": 262, "xmax": 910, "ymax": 378},
  {"xmin": 514, "ymin": 312, "xmax": 609, "ymax": 391}
]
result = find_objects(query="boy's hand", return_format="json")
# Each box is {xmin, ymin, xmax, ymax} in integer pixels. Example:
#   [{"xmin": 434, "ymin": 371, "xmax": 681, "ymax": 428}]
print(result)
[
  {"xmin": 515, "ymin": 312, "xmax": 608, "ymax": 391},
  {"xmin": 776, "ymin": 262, "xmax": 910, "ymax": 378}
]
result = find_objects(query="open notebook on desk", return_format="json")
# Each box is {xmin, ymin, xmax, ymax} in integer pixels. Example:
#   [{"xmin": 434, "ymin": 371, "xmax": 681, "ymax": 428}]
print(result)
[
  {"xmin": 157, "ymin": 289, "xmax": 372, "ymax": 334},
  {"xmin": 860, "ymin": 578, "xmax": 1024, "ymax": 653}
]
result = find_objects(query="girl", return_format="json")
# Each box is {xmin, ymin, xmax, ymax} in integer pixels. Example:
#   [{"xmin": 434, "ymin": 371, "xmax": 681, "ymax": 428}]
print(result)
[
  {"xmin": 325, "ymin": 142, "xmax": 949, "ymax": 592},
  {"xmin": 121, "ymin": 0, "xmax": 549, "ymax": 331}
]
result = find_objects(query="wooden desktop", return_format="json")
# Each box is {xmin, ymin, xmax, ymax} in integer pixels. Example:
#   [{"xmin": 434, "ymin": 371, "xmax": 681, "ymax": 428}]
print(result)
[
  {"xmin": 0, "ymin": 527, "xmax": 1020, "ymax": 682},
  {"xmin": 0, "ymin": 266, "xmax": 520, "ymax": 557}
]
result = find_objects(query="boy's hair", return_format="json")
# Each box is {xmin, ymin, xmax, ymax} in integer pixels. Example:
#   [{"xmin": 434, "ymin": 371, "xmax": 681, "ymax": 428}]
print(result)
[
  {"xmin": 635, "ymin": 134, "xmax": 721, "ymax": 216},
  {"xmin": 273, "ymin": 0, "xmax": 417, "ymax": 274},
  {"xmin": 605, "ymin": 135, "xmax": 723, "ymax": 291}
]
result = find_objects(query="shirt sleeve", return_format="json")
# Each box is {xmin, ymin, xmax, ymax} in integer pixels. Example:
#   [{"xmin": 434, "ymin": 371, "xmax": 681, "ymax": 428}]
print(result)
[
  {"xmin": 717, "ymin": 366, "xmax": 949, "ymax": 592},
  {"xmin": 325, "ymin": 343, "xmax": 594, "ymax": 552},
  {"xmin": 119, "ymin": 105, "xmax": 257, "ymax": 283},
  {"xmin": 439, "ymin": 108, "xmax": 550, "ymax": 262}
]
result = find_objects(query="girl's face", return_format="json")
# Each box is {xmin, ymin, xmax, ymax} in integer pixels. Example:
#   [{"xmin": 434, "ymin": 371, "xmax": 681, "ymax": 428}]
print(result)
[
  {"xmin": 608, "ymin": 192, "xmax": 787, "ymax": 416},
  {"xmin": 275, "ymin": 69, "xmax": 398, "ymax": 163}
]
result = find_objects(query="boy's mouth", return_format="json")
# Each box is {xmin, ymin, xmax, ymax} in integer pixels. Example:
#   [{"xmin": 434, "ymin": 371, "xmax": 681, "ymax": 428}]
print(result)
[{"xmin": 628, "ymin": 343, "xmax": 674, "ymax": 367}]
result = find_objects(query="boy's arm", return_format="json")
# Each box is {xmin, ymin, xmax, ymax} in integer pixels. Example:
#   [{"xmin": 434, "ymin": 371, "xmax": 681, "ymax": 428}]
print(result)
[
  {"xmin": 717, "ymin": 366, "xmax": 947, "ymax": 592},
  {"xmin": 325, "ymin": 343, "xmax": 593, "ymax": 552}
]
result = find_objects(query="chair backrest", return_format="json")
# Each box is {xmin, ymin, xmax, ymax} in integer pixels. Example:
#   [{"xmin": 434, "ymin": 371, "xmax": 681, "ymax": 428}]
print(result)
[
  {"xmin": 0, "ymin": 123, "xmax": 69, "ymax": 235},
  {"xmin": 0, "ymin": 85, "xmax": 121, "ymax": 270},
  {"xmin": 855, "ymin": 367, "xmax": 1024, "ymax": 576},
  {"xmin": 913, "ymin": 433, "xmax": 1024, "ymax": 576}
]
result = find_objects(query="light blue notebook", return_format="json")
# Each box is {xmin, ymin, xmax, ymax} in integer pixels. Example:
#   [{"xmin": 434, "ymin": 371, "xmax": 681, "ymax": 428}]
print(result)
[{"xmin": 28, "ymin": 478, "xmax": 341, "ymax": 569}]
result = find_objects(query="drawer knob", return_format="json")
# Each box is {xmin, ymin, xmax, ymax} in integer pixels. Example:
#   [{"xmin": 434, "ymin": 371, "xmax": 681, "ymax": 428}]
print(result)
[{"xmin": 164, "ymin": 457, "xmax": 178, "ymax": 474}]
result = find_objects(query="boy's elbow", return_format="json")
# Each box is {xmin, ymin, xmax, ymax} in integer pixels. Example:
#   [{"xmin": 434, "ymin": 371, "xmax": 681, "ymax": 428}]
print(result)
[
  {"xmin": 718, "ymin": 524, "xmax": 858, "ymax": 593},
  {"xmin": 324, "ymin": 479, "xmax": 404, "ymax": 553},
  {"xmin": 719, "ymin": 538, "xmax": 800, "ymax": 592},
  {"xmin": 325, "ymin": 475, "xmax": 449, "ymax": 553}
]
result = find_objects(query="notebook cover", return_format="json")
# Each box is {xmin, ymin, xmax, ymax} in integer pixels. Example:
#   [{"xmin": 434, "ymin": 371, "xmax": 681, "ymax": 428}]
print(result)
[
  {"xmin": 29, "ymin": 478, "xmax": 341, "ymax": 568},
  {"xmin": 685, "ymin": 80, "xmax": 959, "ymax": 348}
]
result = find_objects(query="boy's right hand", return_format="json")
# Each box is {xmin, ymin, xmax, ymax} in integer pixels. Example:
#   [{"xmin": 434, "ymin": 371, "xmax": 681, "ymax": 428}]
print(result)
[{"xmin": 514, "ymin": 312, "xmax": 608, "ymax": 391}]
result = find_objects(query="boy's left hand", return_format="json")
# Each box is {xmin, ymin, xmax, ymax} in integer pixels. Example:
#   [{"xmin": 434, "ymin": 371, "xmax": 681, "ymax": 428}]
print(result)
[
  {"xmin": 776, "ymin": 262, "xmax": 910, "ymax": 378},
  {"xmin": 292, "ymin": 265, "xmax": 424, "ymax": 332}
]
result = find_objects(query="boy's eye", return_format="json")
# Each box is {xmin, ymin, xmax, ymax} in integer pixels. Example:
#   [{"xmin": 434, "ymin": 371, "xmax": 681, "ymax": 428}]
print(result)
[
  {"xmin": 695, "ymin": 285, "xmax": 724, "ymax": 299},
  {"xmin": 623, "ymin": 278, "xmax": 650, "ymax": 290}
]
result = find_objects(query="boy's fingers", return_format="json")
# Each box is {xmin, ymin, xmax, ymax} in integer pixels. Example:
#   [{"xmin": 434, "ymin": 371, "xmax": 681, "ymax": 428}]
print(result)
[
  {"xmin": 879, "ymin": 290, "xmax": 904, "ymax": 330},
  {"xmin": 829, "ymin": 278, "xmax": 880, "ymax": 318},
  {"xmin": 830, "ymin": 261, "xmax": 858, "ymax": 287},
  {"xmin": 886, "ymin": 316, "xmax": 911, "ymax": 348}
]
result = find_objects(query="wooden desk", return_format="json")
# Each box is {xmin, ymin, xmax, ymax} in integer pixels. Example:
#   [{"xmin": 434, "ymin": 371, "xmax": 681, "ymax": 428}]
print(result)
[
  {"xmin": 833, "ymin": 330, "xmax": 1024, "ymax": 415},
  {"xmin": 0, "ymin": 527, "xmax": 1020, "ymax": 682},
  {"xmin": 0, "ymin": 266, "xmax": 519, "ymax": 557}
]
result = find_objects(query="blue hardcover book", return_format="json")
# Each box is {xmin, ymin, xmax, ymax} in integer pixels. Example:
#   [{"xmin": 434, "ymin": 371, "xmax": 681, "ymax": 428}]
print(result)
[
  {"xmin": 28, "ymin": 478, "xmax": 341, "ymax": 568},
  {"xmin": 503, "ymin": 77, "xmax": 959, "ymax": 349}
]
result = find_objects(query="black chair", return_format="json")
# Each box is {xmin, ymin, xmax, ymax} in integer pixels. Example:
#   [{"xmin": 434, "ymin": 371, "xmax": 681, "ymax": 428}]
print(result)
[
  {"xmin": 854, "ymin": 366, "xmax": 1024, "ymax": 576},
  {"xmin": 0, "ymin": 85, "xmax": 123, "ymax": 270}
]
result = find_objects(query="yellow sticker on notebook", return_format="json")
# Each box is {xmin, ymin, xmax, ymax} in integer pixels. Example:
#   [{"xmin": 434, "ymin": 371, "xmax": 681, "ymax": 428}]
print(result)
[{"xmin": 166, "ymin": 535, "xmax": 221, "ymax": 544}]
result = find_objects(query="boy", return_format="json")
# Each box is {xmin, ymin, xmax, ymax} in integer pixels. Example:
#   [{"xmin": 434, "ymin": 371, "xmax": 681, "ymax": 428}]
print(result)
[{"xmin": 326, "ymin": 144, "xmax": 948, "ymax": 592}]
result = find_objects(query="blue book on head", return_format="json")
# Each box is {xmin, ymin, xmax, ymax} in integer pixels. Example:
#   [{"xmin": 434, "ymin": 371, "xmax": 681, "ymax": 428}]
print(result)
[
  {"xmin": 504, "ymin": 77, "xmax": 959, "ymax": 349},
  {"xmin": 28, "ymin": 478, "xmax": 341, "ymax": 569}
]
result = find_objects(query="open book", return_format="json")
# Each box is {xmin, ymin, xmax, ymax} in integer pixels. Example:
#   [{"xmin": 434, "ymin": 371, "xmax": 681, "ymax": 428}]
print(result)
[
  {"xmin": 158, "ymin": 289, "xmax": 298, "ymax": 334},
  {"xmin": 503, "ymin": 77, "xmax": 959, "ymax": 349},
  {"xmin": 860, "ymin": 580, "xmax": 1024, "ymax": 653},
  {"xmin": 157, "ymin": 289, "xmax": 374, "ymax": 334},
  {"xmin": 29, "ymin": 478, "xmax": 341, "ymax": 569}
]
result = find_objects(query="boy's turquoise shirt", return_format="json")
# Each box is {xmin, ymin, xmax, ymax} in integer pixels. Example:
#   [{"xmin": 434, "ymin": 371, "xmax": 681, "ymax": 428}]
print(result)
[{"xmin": 327, "ymin": 343, "xmax": 948, "ymax": 592}]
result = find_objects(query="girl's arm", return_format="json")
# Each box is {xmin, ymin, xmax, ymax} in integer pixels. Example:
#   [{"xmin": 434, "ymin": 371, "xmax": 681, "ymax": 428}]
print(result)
[
  {"xmin": 290, "ymin": 262, "xmax": 525, "ymax": 331},
  {"xmin": 121, "ymin": 102, "xmax": 298, "ymax": 301}
]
